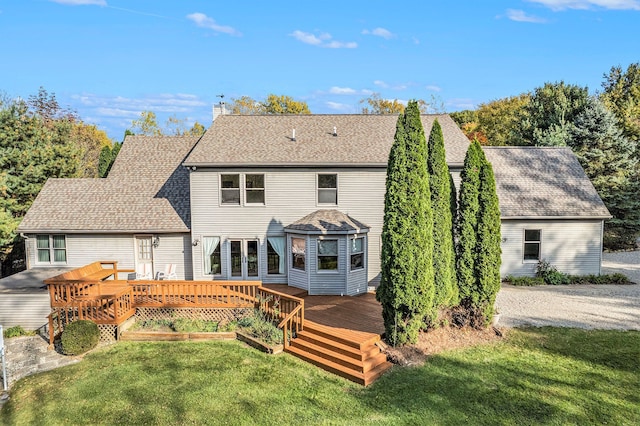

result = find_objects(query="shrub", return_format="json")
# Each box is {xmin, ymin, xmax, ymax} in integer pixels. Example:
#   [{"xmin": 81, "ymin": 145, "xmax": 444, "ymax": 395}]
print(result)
[
  {"xmin": 504, "ymin": 276, "xmax": 546, "ymax": 286},
  {"xmin": 61, "ymin": 320, "xmax": 100, "ymax": 355},
  {"xmin": 3, "ymin": 325, "xmax": 36, "ymax": 338},
  {"xmin": 237, "ymin": 310, "xmax": 282, "ymax": 345},
  {"xmin": 536, "ymin": 259, "xmax": 570, "ymax": 285}
]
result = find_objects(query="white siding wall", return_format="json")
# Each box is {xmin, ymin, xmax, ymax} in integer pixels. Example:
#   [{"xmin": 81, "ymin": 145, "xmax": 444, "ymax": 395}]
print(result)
[
  {"xmin": 190, "ymin": 168, "xmax": 386, "ymax": 285},
  {"xmin": 500, "ymin": 220, "xmax": 604, "ymax": 277},
  {"xmin": 25, "ymin": 233, "xmax": 192, "ymax": 280}
]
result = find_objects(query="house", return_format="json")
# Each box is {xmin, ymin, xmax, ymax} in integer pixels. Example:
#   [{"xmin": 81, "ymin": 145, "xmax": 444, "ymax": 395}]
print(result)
[{"xmin": 17, "ymin": 113, "xmax": 610, "ymax": 295}]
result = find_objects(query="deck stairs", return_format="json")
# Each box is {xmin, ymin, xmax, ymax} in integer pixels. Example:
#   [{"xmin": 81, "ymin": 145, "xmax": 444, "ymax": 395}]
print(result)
[{"xmin": 286, "ymin": 320, "xmax": 392, "ymax": 386}]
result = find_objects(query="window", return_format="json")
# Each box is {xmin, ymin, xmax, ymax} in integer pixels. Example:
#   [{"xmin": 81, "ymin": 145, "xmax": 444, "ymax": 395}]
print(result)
[
  {"xmin": 317, "ymin": 239, "xmax": 338, "ymax": 271},
  {"xmin": 350, "ymin": 237, "xmax": 364, "ymax": 271},
  {"xmin": 221, "ymin": 174, "xmax": 240, "ymax": 205},
  {"xmin": 267, "ymin": 237, "xmax": 285, "ymax": 275},
  {"xmin": 245, "ymin": 174, "xmax": 265, "ymax": 204},
  {"xmin": 36, "ymin": 234, "xmax": 67, "ymax": 263},
  {"xmin": 203, "ymin": 236, "xmax": 221, "ymax": 275},
  {"xmin": 291, "ymin": 237, "xmax": 306, "ymax": 271},
  {"xmin": 524, "ymin": 229, "xmax": 541, "ymax": 261},
  {"xmin": 318, "ymin": 174, "xmax": 337, "ymax": 204}
]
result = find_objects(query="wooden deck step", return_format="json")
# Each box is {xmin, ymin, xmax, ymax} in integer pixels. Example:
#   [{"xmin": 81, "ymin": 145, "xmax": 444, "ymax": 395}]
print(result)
[
  {"xmin": 286, "ymin": 321, "xmax": 391, "ymax": 386},
  {"xmin": 303, "ymin": 321, "xmax": 381, "ymax": 350}
]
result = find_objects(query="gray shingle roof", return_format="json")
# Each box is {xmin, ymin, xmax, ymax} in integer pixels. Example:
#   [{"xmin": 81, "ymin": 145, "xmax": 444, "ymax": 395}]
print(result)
[
  {"xmin": 484, "ymin": 147, "xmax": 611, "ymax": 219},
  {"xmin": 18, "ymin": 136, "xmax": 200, "ymax": 233},
  {"xmin": 185, "ymin": 114, "xmax": 469, "ymax": 167},
  {"xmin": 285, "ymin": 210, "xmax": 370, "ymax": 234}
]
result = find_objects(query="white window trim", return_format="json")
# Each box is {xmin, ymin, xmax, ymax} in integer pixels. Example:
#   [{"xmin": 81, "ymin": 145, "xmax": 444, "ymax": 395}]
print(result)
[
  {"xmin": 349, "ymin": 235, "xmax": 366, "ymax": 272},
  {"xmin": 219, "ymin": 173, "xmax": 266, "ymax": 207},
  {"xmin": 245, "ymin": 173, "xmax": 266, "ymax": 206},
  {"xmin": 266, "ymin": 235, "xmax": 286, "ymax": 276},
  {"xmin": 317, "ymin": 238, "xmax": 339, "ymax": 274},
  {"xmin": 35, "ymin": 234, "xmax": 67, "ymax": 265},
  {"xmin": 523, "ymin": 229, "xmax": 542, "ymax": 263},
  {"xmin": 202, "ymin": 236, "xmax": 222, "ymax": 276},
  {"xmin": 291, "ymin": 236, "xmax": 307, "ymax": 272},
  {"xmin": 316, "ymin": 173, "xmax": 338, "ymax": 206}
]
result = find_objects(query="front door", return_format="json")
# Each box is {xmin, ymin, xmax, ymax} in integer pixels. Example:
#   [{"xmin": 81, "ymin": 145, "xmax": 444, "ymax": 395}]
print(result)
[{"xmin": 229, "ymin": 239, "xmax": 259, "ymax": 279}]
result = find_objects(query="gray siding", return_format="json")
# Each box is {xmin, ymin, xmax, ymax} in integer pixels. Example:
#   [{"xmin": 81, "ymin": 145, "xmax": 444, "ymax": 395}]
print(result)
[
  {"xmin": 308, "ymin": 237, "xmax": 348, "ymax": 296},
  {"xmin": 287, "ymin": 235, "xmax": 308, "ymax": 291},
  {"xmin": 0, "ymin": 293, "xmax": 50, "ymax": 330},
  {"xmin": 500, "ymin": 220, "xmax": 604, "ymax": 277},
  {"xmin": 25, "ymin": 233, "xmax": 192, "ymax": 280},
  {"xmin": 190, "ymin": 168, "xmax": 386, "ymax": 284}
]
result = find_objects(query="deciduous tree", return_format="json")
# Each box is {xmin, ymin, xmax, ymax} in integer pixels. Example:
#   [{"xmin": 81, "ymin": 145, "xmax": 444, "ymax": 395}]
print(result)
[
  {"xmin": 376, "ymin": 101, "xmax": 434, "ymax": 345},
  {"xmin": 477, "ymin": 94, "xmax": 530, "ymax": 146},
  {"xmin": 601, "ymin": 63, "xmax": 640, "ymax": 146}
]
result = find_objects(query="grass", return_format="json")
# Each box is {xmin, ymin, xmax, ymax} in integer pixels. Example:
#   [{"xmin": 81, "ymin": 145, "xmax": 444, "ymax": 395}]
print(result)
[{"xmin": 1, "ymin": 328, "xmax": 639, "ymax": 425}]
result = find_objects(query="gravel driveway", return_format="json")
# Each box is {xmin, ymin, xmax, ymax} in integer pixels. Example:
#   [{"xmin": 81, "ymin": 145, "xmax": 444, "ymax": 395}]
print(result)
[{"xmin": 495, "ymin": 251, "xmax": 640, "ymax": 330}]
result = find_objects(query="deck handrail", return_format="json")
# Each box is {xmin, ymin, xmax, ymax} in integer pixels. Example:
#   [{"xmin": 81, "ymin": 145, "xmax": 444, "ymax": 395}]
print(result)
[
  {"xmin": 129, "ymin": 280, "xmax": 261, "ymax": 308},
  {"xmin": 257, "ymin": 287, "xmax": 305, "ymax": 347}
]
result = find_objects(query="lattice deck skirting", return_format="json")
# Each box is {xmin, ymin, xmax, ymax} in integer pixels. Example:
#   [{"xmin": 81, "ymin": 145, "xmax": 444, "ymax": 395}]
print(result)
[
  {"xmin": 98, "ymin": 324, "xmax": 118, "ymax": 342},
  {"xmin": 134, "ymin": 307, "xmax": 252, "ymax": 324}
]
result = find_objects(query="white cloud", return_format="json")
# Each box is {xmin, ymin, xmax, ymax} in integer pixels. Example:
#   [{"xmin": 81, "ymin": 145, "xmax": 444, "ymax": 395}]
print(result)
[
  {"xmin": 326, "ymin": 101, "xmax": 353, "ymax": 112},
  {"xmin": 446, "ymin": 98, "xmax": 477, "ymax": 110},
  {"xmin": 50, "ymin": 0, "xmax": 107, "ymax": 5},
  {"xmin": 373, "ymin": 80, "xmax": 410, "ymax": 90},
  {"xmin": 328, "ymin": 87, "xmax": 374, "ymax": 96},
  {"xmin": 187, "ymin": 12, "xmax": 242, "ymax": 36},
  {"xmin": 362, "ymin": 27, "xmax": 395, "ymax": 39},
  {"xmin": 527, "ymin": 0, "xmax": 640, "ymax": 10},
  {"xmin": 329, "ymin": 87, "xmax": 357, "ymax": 95},
  {"xmin": 72, "ymin": 93, "xmax": 208, "ymax": 117},
  {"xmin": 289, "ymin": 30, "xmax": 357, "ymax": 48},
  {"xmin": 505, "ymin": 9, "xmax": 547, "ymax": 22},
  {"xmin": 425, "ymin": 85, "xmax": 442, "ymax": 92}
]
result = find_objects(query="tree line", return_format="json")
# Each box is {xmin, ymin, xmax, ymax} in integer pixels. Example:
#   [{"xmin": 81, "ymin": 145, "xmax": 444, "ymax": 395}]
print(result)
[
  {"xmin": 450, "ymin": 63, "xmax": 640, "ymax": 247},
  {"xmin": 377, "ymin": 101, "xmax": 501, "ymax": 345}
]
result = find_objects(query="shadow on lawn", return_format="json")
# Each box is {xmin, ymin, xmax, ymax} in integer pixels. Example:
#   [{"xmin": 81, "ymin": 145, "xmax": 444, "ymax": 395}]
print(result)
[{"xmin": 355, "ymin": 328, "xmax": 640, "ymax": 424}]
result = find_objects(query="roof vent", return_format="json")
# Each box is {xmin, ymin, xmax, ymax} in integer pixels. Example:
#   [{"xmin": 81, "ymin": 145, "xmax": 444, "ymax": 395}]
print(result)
[
  {"xmin": 333, "ymin": 126, "xmax": 337, "ymax": 137},
  {"xmin": 292, "ymin": 128, "xmax": 296, "ymax": 141}
]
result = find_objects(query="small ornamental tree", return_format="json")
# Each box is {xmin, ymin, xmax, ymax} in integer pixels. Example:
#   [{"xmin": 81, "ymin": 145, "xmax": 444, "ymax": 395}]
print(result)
[
  {"xmin": 427, "ymin": 119, "xmax": 458, "ymax": 312},
  {"xmin": 474, "ymin": 156, "xmax": 502, "ymax": 322},
  {"xmin": 377, "ymin": 100, "xmax": 434, "ymax": 346},
  {"xmin": 456, "ymin": 141, "xmax": 483, "ymax": 302}
]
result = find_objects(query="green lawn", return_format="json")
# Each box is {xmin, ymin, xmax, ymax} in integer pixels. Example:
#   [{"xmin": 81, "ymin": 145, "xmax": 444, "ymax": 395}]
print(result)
[{"xmin": 1, "ymin": 327, "xmax": 638, "ymax": 425}]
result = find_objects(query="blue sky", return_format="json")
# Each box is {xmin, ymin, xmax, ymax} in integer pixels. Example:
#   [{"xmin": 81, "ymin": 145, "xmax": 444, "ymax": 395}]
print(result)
[{"xmin": 1, "ymin": 0, "xmax": 639, "ymax": 140}]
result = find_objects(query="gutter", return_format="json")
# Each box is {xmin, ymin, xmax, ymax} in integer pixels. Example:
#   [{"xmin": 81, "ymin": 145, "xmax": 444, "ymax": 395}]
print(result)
[{"xmin": 500, "ymin": 215, "xmax": 612, "ymax": 220}]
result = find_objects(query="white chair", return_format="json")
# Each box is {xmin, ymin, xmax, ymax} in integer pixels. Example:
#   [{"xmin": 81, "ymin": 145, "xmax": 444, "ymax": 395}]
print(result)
[
  {"xmin": 136, "ymin": 263, "xmax": 152, "ymax": 280},
  {"xmin": 156, "ymin": 263, "xmax": 177, "ymax": 280}
]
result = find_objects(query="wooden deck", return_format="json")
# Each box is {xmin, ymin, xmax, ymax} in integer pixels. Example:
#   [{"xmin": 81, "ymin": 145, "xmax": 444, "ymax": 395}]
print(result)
[{"xmin": 263, "ymin": 285, "xmax": 384, "ymax": 336}]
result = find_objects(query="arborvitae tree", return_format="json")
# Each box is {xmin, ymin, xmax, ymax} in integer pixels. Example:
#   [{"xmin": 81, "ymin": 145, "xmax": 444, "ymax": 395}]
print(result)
[
  {"xmin": 474, "ymin": 156, "xmax": 502, "ymax": 323},
  {"xmin": 456, "ymin": 141, "xmax": 483, "ymax": 303},
  {"xmin": 377, "ymin": 101, "xmax": 434, "ymax": 346},
  {"xmin": 427, "ymin": 119, "xmax": 458, "ymax": 313}
]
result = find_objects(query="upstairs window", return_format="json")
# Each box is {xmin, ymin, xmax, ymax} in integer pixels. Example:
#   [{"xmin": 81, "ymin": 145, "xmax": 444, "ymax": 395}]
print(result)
[
  {"xmin": 37, "ymin": 234, "xmax": 67, "ymax": 263},
  {"xmin": 524, "ymin": 229, "xmax": 541, "ymax": 261},
  {"xmin": 245, "ymin": 174, "xmax": 265, "ymax": 204},
  {"xmin": 221, "ymin": 174, "xmax": 240, "ymax": 205},
  {"xmin": 317, "ymin": 239, "xmax": 338, "ymax": 271},
  {"xmin": 318, "ymin": 174, "xmax": 337, "ymax": 205}
]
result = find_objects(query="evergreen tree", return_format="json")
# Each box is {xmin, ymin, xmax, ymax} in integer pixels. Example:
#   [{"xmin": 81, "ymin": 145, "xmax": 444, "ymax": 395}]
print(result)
[
  {"xmin": 456, "ymin": 141, "xmax": 482, "ymax": 302},
  {"xmin": 427, "ymin": 119, "xmax": 458, "ymax": 312},
  {"xmin": 377, "ymin": 101, "xmax": 434, "ymax": 346},
  {"xmin": 474, "ymin": 156, "xmax": 502, "ymax": 322},
  {"xmin": 571, "ymin": 96, "xmax": 640, "ymax": 229}
]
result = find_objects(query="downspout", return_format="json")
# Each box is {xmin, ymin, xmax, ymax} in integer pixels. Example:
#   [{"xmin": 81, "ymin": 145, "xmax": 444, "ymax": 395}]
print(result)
[{"xmin": 599, "ymin": 221, "xmax": 604, "ymax": 275}]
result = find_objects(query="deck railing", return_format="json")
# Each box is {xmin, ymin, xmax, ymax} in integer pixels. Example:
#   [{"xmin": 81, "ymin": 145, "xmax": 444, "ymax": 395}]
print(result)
[
  {"xmin": 48, "ymin": 281, "xmax": 103, "ymax": 307},
  {"xmin": 256, "ymin": 287, "xmax": 305, "ymax": 347},
  {"xmin": 130, "ymin": 280, "xmax": 261, "ymax": 308}
]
